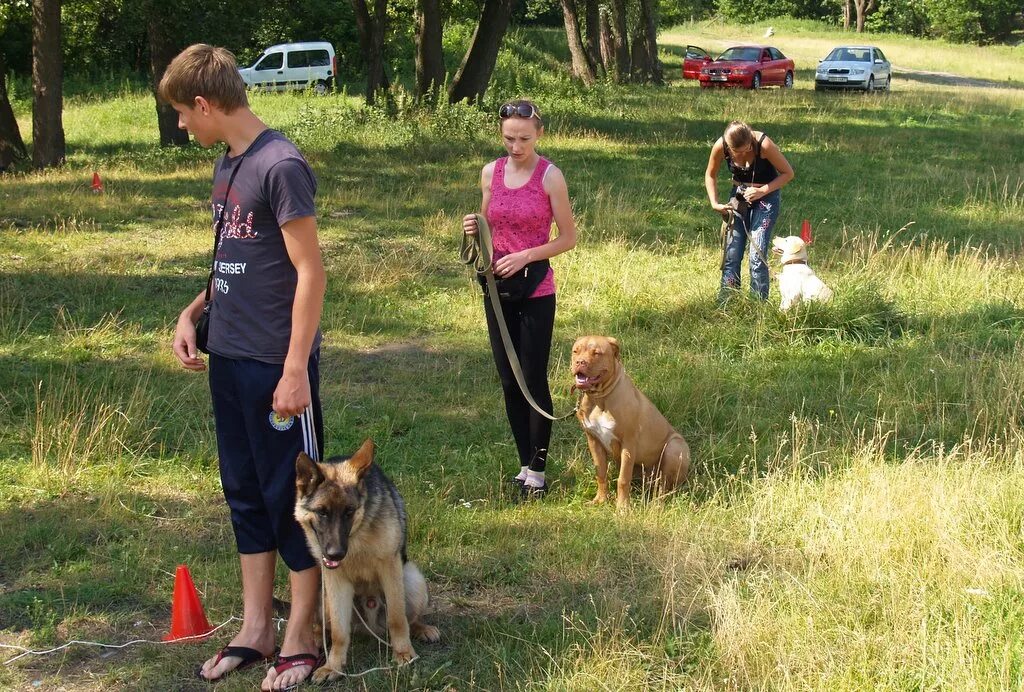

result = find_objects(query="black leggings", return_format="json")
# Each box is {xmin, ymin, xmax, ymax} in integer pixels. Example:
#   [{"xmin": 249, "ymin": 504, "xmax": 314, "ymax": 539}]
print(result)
[{"xmin": 484, "ymin": 294, "xmax": 556, "ymax": 473}]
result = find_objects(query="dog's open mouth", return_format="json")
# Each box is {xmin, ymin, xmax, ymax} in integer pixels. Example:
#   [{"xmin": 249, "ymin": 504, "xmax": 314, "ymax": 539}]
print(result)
[
  {"xmin": 573, "ymin": 371, "xmax": 601, "ymax": 389},
  {"xmin": 321, "ymin": 556, "xmax": 341, "ymax": 569}
]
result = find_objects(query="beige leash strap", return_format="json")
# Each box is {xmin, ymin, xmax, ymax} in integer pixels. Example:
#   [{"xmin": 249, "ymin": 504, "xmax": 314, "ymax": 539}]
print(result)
[{"xmin": 460, "ymin": 214, "xmax": 578, "ymax": 422}]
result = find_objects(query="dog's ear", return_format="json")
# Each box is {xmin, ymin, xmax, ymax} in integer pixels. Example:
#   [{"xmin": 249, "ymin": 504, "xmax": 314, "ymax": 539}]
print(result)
[
  {"xmin": 348, "ymin": 438, "xmax": 375, "ymax": 479},
  {"xmin": 295, "ymin": 451, "xmax": 324, "ymax": 496},
  {"xmin": 606, "ymin": 337, "xmax": 620, "ymax": 361}
]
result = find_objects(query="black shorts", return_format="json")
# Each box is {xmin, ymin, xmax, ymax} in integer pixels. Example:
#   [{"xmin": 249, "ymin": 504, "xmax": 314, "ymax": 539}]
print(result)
[{"xmin": 208, "ymin": 351, "xmax": 324, "ymax": 571}]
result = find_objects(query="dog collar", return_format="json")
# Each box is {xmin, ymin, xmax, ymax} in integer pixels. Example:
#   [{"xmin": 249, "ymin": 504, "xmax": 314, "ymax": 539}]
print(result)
[{"xmin": 782, "ymin": 258, "xmax": 807, "ymax": 266}]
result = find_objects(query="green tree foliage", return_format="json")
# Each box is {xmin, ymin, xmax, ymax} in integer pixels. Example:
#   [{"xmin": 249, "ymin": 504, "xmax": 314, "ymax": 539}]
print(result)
[
  {"xmin": 863, "ymin": 0, "xmax": 1018, "ymax": 42},
  {"xmin": 714, "ymin": 0, "xmax": 1018, "ymax": 44},
  {"xmin": 4, "ymin": 0, "xmax": 364, "ymax": 77}
]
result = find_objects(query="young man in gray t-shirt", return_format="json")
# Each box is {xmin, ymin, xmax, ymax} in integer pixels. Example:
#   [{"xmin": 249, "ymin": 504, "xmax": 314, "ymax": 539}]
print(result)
[{"xmin": 162, "ymin": 44, "xmax": 326, "ymax": 691}]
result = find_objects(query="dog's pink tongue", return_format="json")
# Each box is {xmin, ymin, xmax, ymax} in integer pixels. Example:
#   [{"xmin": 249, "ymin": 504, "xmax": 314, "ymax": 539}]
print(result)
[
  {"xmin": 574, "ymin": 373, "xmax": 590, "ymax": 386},
  {"xmin": 322, "ymin": 557, "xmax": 340, "ymax": 569}
]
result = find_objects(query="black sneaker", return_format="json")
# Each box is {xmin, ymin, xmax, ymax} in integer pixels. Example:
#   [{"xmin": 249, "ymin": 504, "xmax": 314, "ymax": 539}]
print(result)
[{"xmin": 519, "ymin": 482, "xmax": 548, "ymax": 500}]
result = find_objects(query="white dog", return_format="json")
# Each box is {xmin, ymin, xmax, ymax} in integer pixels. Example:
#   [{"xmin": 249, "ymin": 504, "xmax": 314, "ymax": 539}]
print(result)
[{"xmin": 772, "ymin": 236, "xmax": 833, "ymax": 311}]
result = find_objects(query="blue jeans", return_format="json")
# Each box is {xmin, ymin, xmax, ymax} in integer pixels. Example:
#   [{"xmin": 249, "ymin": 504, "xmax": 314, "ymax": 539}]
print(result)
[{"xmin": 721, "ymin": 189, "xmax": 781, "ymax": 301}]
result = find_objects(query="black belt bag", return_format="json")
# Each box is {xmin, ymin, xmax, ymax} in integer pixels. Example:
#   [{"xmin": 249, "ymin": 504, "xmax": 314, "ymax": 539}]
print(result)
[{"xmin": 477, "ymin": 259, "xmax": 550, "ymax": 302}]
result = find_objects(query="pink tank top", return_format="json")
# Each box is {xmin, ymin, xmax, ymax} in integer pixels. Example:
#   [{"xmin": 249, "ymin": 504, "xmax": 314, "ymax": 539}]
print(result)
[{"xmin": 485, "ymin": 156, "xmax": 556, "ymax": 298}]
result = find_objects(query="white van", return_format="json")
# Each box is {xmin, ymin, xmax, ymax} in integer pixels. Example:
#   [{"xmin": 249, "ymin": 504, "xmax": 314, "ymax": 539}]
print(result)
[{"xmin": 238, "ymin": 42, "xmax": 337, "ymax": 94}]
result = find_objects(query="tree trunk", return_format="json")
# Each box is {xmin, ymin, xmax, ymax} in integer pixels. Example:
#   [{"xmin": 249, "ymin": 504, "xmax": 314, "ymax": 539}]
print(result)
[
  {"xmin": 0, "ymin": 53, "xmax": 28, "ymax": 171},
  {"xmin": 350, "ymin": 0, "xmax": 390, "ymax": 104},
  {"xmin": 610, "ymin": 0, "xmax": 630, "ymax": 83},
  {"xmin": 640, "ymin": 0, "xmax": 662, "ymax": 85},
  {"xmin": 415, "ymin": 0, "xmax": 445, "ymax": 101},
  {"xmin": 148, "ymin": 14, "xmax": 189, "ymax": 147},
  {"xmin": 560, "ymin": 0, "xmax": 596, "ymax": 84},
  {"xmin": 842, "ymin": 0, "xmax": 851, "ymax": 30},
  {"xmin": 854, "ymin": 0, "xmax": 866, "ymax": 32},
  {"xmin": 598, "ymin": 9, "xmax": 615, "ymax": 74},
  {"xmin": 448, "ymin": 0, "xmax": 515, "ymax": 104},
  {"xmin": 31, "ymin": 0, "xmax": 65, "ymax": 168},
  {"xmin": 583, "ymin": 0, "xmax": 602, "ymax": 75},
  {"xmin": 630, "ymin": 20, "xmax": 649, "ymax": 82}
]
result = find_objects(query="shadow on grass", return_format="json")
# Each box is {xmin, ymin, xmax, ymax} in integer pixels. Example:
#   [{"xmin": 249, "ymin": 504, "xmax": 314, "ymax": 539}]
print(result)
[
  {"xmin": 2, "ymin": 108, "xmax": 1021, "ymax": 251},
  {"xmin": 893, "ymin": 68, "xmax": 1023, "ymax": 90},
  {"xmin": 0, "ymin": 485, "xmax": 731, "ymax": 690}
]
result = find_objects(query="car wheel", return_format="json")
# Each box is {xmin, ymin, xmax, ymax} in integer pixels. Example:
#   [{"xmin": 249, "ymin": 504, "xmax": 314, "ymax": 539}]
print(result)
[
  {"xmin": 751, "ymin": 72, "xmax": 761, "ymax": 89},
  {"xmin": 883, "ymin": 75, "xmax": 891, "ymax": 91},
  {"xmin": 784, "ymin": 71, "xmax": 793, "ymax": 88},
  {"xmin": 313, "ymin": 80, "xmax": 329, "ymax": 96},
  {"xmin": 866, "ymin": 75, "xmax": 874, "ymax": 92}
]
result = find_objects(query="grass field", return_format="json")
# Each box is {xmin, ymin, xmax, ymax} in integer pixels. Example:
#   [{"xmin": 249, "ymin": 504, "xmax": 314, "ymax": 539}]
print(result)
[{"xmin": 2, "ymin": 21, "xmax": 1024, "ymax": 691}]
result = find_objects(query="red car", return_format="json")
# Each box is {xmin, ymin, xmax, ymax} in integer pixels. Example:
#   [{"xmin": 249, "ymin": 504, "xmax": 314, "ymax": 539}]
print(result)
[{"xmin": 683, "ymin": 45, "xmax": 795, "ymax": 89}]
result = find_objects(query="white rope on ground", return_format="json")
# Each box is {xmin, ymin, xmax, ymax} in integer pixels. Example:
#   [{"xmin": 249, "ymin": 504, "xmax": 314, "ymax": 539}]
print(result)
[
  {"xmin": 314, "ymin": 568, "xmax": 418, "ymax": 678},
  {"xmin": 3, "ymin": 579, "xmax": 419, "ymax": 679},
  {"xmin": 0, "ymin": 616, "xmax": 247, "ymax": 666}
]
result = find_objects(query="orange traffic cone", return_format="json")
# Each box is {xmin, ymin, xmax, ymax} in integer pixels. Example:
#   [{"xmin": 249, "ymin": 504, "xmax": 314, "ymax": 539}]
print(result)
[
  {"xmin": 163, "ymin": 564, "xmax": 214, "ymax": 642},
  {"xmin": 800, "ymin": 219, "xmax": 812, "ymax": 244},
  {"xmin": 91, "ymin": 171, "xmax": 104, "ymax": 193}
]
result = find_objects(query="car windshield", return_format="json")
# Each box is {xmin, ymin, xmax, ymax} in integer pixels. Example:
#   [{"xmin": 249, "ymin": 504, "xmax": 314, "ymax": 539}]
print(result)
[
  {"xmin": 717, "ymin": 47, "xmax": 761, "ymax": 62},
  {"xmin": 825, "ymin": 47, "xmax": 871, "ymax": 62}
]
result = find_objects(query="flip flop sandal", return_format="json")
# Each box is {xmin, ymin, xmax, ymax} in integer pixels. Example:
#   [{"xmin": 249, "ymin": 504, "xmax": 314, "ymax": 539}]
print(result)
[
  {"xmin": 272, "ymin": 651, "xmax": 325, "ymax": 691},
  {"xmin": 196, "ymin": 645, "xmax": 276, "ymax": 682}
]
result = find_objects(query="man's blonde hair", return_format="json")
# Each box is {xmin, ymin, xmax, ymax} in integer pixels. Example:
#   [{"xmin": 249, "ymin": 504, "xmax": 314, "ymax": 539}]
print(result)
[
  {"xmin": 158, "ymin": 44, "xmax": 248, "ymax": 112},
  {"xmin": 724, "ymin": 120, "xmax": 755, "ymax": 150}
]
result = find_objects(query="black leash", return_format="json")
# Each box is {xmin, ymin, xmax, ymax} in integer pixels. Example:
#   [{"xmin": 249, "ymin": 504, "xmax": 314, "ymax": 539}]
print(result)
[{"xmin": 460, "ymin": 214, "xmax": 578, "ymax": 422}]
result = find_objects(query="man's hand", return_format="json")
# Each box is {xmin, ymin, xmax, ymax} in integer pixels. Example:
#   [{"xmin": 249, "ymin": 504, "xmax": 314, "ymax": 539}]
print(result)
[
  {"xmin": 172, "ymin": 312, "xmax": 206, "ymax": 372},
  {"xmin": 273, "ymin": 368, "xmax": 311, "ymax": 419}
]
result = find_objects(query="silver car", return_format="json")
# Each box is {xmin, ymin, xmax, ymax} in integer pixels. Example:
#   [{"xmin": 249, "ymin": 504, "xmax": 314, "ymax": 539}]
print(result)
[{"xmin": 815, "ymin": 46, "xmax": 891, "ymax": 91}]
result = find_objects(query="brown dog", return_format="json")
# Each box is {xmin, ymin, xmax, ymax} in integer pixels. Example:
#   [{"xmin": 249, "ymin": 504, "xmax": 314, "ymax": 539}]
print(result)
[{"xmin": 571, "ymin": 336, "xmax": 690, "ymax": 509}]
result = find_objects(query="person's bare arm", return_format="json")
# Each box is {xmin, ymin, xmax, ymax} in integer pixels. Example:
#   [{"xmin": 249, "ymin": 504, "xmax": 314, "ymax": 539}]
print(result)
[
  {"xmin": 705, "ymin": 138, "xmax": 730, "ymax": 214},
  {"xmin": 462, "ymin": 162, "xmax": 496, "ymax": 236},
  {"xmin": 273, "ymin": 216, "xmax": 326, "ymax": 418},
  {"xmin": 172, "ymin": 289, "xmax": 209, "ymax": 371}
]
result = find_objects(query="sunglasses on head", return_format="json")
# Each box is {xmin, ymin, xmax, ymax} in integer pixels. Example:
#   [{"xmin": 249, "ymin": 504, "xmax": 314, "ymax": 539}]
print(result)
[{"xmin": 499, "ymin": 103, "xmax": 540, "ymax": 120}]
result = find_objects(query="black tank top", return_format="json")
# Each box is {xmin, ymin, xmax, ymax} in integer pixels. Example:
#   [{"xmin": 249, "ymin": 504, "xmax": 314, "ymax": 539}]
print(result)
[{"xmin": 724, "ymin": 133, "xmax": 778, "ymax": 185}]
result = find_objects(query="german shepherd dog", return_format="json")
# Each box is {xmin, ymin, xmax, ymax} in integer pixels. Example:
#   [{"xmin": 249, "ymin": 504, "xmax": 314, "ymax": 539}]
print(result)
[{"xmin": 295, "ymin": 439, "xmax": 440, "ymax": 683}]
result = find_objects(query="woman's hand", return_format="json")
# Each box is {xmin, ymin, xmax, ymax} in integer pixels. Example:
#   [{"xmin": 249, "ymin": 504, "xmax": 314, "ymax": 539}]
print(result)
[
  {"xmin": 494, "ymin": 249, "xmax": 531, "ymax": 278},
  {"xmin": 462, "ymin": 214, "xmax": 478, "ymax": 236},
  {"xmin": 711, "ymin": 201, "xmax": 730, "ymax": 214},
  {"xmin": 743, "ymin": 185, "xmax": 770, "ymax": 203}
]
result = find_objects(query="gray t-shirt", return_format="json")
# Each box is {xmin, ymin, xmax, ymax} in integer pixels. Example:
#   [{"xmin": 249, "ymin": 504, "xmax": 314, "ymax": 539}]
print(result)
[{"xmin": 206, "ymin": 129, "xmax": 321, "ymax": 364}]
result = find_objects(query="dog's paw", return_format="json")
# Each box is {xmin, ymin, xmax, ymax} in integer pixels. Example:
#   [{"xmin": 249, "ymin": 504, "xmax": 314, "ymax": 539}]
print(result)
[
  {"xmin": 393, "ymin": 644, "xmax": 418, "ymax": 664},
  {"xmin": 587, "ymin": 493, "xmax": 608, "ymax": 506},
  {"xmin": 312, "ymin": 665, "xmax": 342, "ymax": 684},
  {"xmin": 412, "ymin": 622, "xmax": 441, "ymax": 643}
]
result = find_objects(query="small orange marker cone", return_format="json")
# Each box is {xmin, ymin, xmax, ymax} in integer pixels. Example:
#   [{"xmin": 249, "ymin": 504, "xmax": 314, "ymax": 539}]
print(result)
[
  {"xmin": 91, "ymin": 171, "xmax": 104, "ymax": 193},
  {"xmin": 800, "ymin": 219, "xmax": 812, "ymax": 244},
  {"xmin": 163, "ymin": 565, "xmax": 214, "ymax": 642}
]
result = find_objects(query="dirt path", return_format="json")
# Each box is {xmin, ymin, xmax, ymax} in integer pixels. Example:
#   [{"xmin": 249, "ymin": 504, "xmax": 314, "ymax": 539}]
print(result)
[{"xmin": 893, "ymin": 66, "xmax": 1022, "ymax": 89}]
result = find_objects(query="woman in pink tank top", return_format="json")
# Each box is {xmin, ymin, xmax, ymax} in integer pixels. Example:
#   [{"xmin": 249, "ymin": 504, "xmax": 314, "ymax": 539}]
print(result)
[{"xmin": 462, "ymin": 100, "xmax": 578, "ymax": 500}]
